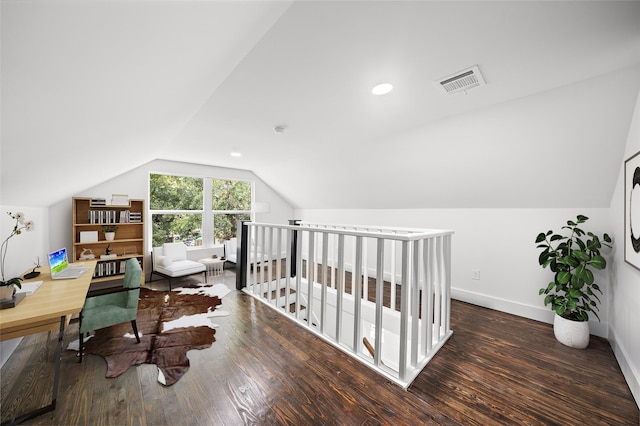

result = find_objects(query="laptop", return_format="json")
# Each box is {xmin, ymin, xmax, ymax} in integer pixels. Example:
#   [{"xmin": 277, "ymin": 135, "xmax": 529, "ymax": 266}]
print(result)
[{"xmin": 48, "ymin": 248, "xmax": 89, "ymax": 280}]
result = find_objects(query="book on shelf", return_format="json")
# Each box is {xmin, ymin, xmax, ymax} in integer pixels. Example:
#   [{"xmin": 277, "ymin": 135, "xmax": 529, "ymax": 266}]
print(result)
[
  {"xmin": 93, "ymin": 260, "xmax": 121, "ymax": 278},
  {"xmin": 128, "ymin": 212, "xmax": 142, "ymax": 223},
  {"xmin": 88, "ymin": 210, "xmax": 118, "ymax": 224}
]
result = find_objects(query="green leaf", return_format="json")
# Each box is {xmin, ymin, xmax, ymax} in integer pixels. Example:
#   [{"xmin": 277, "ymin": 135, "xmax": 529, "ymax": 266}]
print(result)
[
  {"xmin": 603, "ymin": 233, "xmax": 612, "ymax": 243},
  {"xmin": 583, "ymin": 269, "xmax": 594, "ymax": 285},
  {"xmin": 589, "ymin": 255, "xmax": 606, "ymax": 270},
  {"xmin": 587, "ymin": 238, "xmax": 601, "ymax": 252},
  {"xmin": 550, "ymin": 234, "xmax": 564, "ymax": 242},
  {"xmin": 557, "ymin": 271, "xmax": 571, "ymax": 284},
  {"xmin": 569, "ymin": 289, "xmax": 582, "ymax": 298},
  {"xmin": 572, "ymin": 250, "xmax": 589, "ymax": 262},
  {"xmin": 538, "ymin": 250, "xmax": 550, "ymax": 266},
  {"xmin": 574, "ymin": 263, "xmax": 587, "ymax": 280},
  {"xmin": 577, "ymin": 215, "xmax": 589, "ymax": 222},
  {"xmin": 535, "ymin": 233, "xmax": 547, "ymax": 243},
  {"xmin": 3, "ymin": 277, "xmax": 22, "ymax": 289},
  {"xmin": 562, "ymin": 256, "xmax": 580, "ymax": 268}
]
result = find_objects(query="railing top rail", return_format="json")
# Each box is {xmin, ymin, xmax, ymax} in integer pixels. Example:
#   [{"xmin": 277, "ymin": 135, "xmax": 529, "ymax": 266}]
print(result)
[{"xmin": 245, "ymin": 221, "xmax": 454, "ymax": 241}]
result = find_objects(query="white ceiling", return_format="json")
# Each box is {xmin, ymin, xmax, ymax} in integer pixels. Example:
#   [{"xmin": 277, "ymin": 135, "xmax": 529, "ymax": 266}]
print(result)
[{"xmin": 2, "ymin": 1, "xmax": 640, "ymax": 209}]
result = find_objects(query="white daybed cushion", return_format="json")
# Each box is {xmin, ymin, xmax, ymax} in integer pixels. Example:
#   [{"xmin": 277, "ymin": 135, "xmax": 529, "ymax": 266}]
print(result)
[
  {"xmin": 155, "ymin": 259, "xmax": 205, "ymax": 278},
  {"xmin": 162, "ymin": 242, "xmax": 187, "ymax": 261}
]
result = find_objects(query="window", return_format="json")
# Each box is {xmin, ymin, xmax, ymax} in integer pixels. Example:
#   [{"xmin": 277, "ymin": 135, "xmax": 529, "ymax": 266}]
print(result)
[{"xmin": 149, "ymin": 173, "xmax": 252, "ymax": 248}]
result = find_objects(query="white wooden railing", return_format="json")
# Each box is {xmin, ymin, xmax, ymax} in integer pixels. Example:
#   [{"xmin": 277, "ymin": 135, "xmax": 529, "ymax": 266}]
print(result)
[{"xmin": 235, "ymin": 221, "xmax": 454, "ymax": 388}]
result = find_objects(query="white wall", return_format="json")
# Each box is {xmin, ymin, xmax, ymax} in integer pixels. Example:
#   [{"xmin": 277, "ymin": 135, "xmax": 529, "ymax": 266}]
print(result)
[
  {"xmin": 295, "ymin": 208, "xmax": 614, "ymax": 338},
  {"xmin": 48, "ymin": 159, "xmax": 294, "ymax": 277},
  {"xmin": 0, "ymin": 205, "xmax": 49, "ymax": 367},
  {"xmin": 609, "ymin": 88, "xmax": 640, "ymax": 407}
]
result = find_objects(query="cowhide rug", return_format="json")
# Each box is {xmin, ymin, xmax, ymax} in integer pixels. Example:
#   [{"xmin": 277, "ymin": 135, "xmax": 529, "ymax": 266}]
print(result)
[{"xmin": 69, "ymin": 283, "xmax": 230, "ymax": 386}]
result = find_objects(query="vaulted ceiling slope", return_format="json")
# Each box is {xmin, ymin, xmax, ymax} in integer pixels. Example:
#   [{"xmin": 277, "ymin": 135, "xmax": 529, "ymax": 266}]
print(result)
[{"xmin": 2, "ymin": 1, "xmax": 640, "ymax": 209}]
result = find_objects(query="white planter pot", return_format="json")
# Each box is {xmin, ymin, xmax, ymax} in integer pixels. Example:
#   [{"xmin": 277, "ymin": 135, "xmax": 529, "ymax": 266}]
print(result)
[
  {"xmin": 553, "ymin": 313, "xmax": 589, "ymax": 349},
  {"xmin": 104, "ymin": 232, "xmax": 115, "ymax": 241},
  {"xmin": 0, "ymin": 285, "xmax": 15, "ymax": 302}
]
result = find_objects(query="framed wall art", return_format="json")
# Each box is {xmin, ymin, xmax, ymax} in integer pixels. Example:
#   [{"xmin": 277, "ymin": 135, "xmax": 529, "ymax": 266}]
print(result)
[{"xmin": 625, "ymin": 149, "xmax": 640, "ymax": 271}]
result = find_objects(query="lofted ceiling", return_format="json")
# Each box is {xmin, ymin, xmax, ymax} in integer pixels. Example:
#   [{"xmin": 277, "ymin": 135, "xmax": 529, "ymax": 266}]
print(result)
[{"xmin": 2, "ymin": 1, "xmax": 640, "ymax": 209}]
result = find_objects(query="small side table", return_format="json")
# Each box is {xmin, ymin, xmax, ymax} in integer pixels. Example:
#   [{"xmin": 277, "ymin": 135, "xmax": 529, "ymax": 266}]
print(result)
[{"xmin": 198, "ymin": 258, "xmax": 224, "ymax": 278}]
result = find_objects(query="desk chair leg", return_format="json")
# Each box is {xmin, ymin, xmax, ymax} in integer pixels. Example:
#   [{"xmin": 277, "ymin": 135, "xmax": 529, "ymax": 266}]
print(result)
[
  {"xmin": 131, "ymin": 320, "xmax": 140, "ymax": 343},
  {"xmin": 78, "ymin": 315, "xmax": 84, "ymax": 363}
]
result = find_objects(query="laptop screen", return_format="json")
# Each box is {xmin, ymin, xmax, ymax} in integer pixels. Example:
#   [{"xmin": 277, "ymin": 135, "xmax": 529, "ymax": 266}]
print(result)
[{"xmin": 48, "ymin": 248, "xmax": 69, "ymax": 275}]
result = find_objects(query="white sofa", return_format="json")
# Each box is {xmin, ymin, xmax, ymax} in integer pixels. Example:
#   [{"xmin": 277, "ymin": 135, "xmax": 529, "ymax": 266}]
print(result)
[{"xmin": 150, "ymin": 242, "xmax": 206, "ymax": 290}]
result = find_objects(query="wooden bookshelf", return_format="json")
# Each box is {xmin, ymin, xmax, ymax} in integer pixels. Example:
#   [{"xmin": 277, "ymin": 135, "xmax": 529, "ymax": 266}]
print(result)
[{"xmin": 72, "ymin": 197, "xmax": 145, "ymax": 285}]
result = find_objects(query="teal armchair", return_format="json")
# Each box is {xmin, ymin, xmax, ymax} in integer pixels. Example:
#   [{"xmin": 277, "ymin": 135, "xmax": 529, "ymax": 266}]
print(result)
[{"xmin": 78, "ymin": 258, "xmax": 142, "ymax": 362}]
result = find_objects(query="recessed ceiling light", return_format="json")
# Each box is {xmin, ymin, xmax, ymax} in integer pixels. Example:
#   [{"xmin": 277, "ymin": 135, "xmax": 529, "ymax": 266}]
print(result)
[
  {"xmin": 230, "ymin": 152, "xmax": 242, "ymax": 157},
  {"xmin": 372, "ymin": 83, "xmax": 393, "ymax": 95}
]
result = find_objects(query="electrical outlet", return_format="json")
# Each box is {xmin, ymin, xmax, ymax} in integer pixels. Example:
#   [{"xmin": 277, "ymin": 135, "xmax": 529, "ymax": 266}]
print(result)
[{"xmin": 472, "ymin": 269, "xmax": 480, "ymax": 280}]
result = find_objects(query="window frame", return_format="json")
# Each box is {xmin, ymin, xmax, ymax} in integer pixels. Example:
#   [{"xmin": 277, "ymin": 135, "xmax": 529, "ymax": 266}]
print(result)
[{"xmin": 149, "ymin": 172, "xmax": 254, "ymax": 249}]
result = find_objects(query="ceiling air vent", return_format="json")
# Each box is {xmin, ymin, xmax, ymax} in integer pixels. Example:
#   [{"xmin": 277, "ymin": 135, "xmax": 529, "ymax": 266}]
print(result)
[{"xmin": 435, "ymin": 65, "xmax": 486, "ymax": 95}]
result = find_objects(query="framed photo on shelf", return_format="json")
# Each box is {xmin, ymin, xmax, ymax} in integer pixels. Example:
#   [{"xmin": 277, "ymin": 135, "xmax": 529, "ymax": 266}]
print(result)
[
  {"xmin": 625, "ymin": 149, "xmax": 640, "ymax": 271},
  {"xmin": 79, "ymin": 231, "xmax": 98, "ymax": 243}
]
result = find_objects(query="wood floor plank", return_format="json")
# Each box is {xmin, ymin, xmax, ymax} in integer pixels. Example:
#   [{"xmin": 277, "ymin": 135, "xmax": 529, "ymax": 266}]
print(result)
[{"xmin": 2, "ymin": 271, "xmax": 638, "ymax": 425}]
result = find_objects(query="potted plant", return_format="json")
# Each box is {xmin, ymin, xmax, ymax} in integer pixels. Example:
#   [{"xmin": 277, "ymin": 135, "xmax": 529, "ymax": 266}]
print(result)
[
  {"xmin": 102, "ymin": 225, "xmax": 119, "ymax": 241},
  {"xmin": 535, "ymin": 215, "xmax": 612, "ymax": 348},
  {"xmin": 1, "ymin": 212, "xmax": 35, "ymax": 301}
]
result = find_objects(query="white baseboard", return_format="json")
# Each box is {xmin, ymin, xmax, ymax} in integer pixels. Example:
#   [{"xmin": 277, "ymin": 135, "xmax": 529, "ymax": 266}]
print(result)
[
  {"xmin": 608, "ymin": 326, "xmax": 640, "ymax": 409},
  {"xmin": 451, "ymin": 287, "xmax": 608, "ymax": 338}
]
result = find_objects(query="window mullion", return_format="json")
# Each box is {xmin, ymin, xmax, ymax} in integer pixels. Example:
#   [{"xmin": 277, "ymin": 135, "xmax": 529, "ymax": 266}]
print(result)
[{"xmin": 203, "ymin": 177, "xmax": 214, "ymax": 247}]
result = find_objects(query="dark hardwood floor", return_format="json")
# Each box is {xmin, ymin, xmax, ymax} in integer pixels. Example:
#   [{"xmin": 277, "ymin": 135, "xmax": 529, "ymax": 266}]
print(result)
[{"xmin": 1, "ymin": 271, "xmax": 638, "ymax": 425}]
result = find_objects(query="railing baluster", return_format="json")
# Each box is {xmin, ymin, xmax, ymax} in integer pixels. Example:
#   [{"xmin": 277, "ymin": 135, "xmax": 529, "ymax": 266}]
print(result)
[
  {"xmin": 391, "ymin": 239, "xmax": 397, "ymax": 311},
  {"xmin": 434, "ymin": 236, "xmax": 442, "ymax": 339},
  {"xmin": 374, "ymin": 238, "xmax": 384, "ymax": 367},
  {"xmin": 266, "ymin": 226, "xmax": 273, "ymax": 303},
  {"xmin": 307, "ymin": 231, "xmax": 315, "ymax": 326},
  {"xmin": 444, "ymin": 234, "xmax": 452, "ymax": 333},
  {"xmin": 399, "ymin": 240, "xmax": 409, "ymax": 382},
  {"xmin": 336, "ymin": 233, "xmax": 345, "ymax": 344},
  {"xmin": 276, "ymin": 228, "xmax": 282, "ymax": 308},
  {"xmin": 423, "ymin": 238, "xmax": 433, "ymax": 355},
  {"xmin": 321, "ymin": 232, "xmax": 329, "ymax": 334},
  {"xmin": 285, "ymin": 227, "xmax": 292, "ymax": 314},
  {"xmin": 411, "ymin": 239, "xmax": 420, "ymax": 367},
  {"xmin": 295, "ymin": 229, "xmax": 303, "ymax": 319},
  {"xmin": 259, "ymin": 226, "xmax": 265, "ymax": 299},
  {"xmin": 362, "ymin": 236, "xmax": 368, "ymax": 302},
  {"xmin": 353, "ymin": 236, "xmax": 363, "ymax": 353}
]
